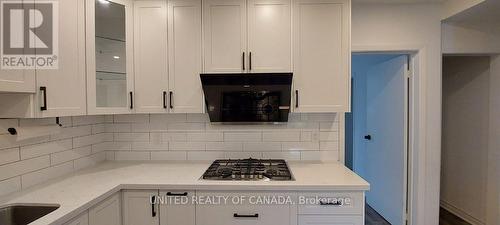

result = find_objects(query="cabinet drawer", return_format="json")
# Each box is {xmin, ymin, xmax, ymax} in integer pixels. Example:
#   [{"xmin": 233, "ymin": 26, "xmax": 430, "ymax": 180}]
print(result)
[
  {"xmin": 298, "ymin": 192, "xmax": 363, "ymax": 215},
  {"xmin": 299, "ymin": 215, "xmax": 363, "ymax": 225},
  {"xmin": 196, "ymin": 192, "xmax": 291, "ymax": 225}
]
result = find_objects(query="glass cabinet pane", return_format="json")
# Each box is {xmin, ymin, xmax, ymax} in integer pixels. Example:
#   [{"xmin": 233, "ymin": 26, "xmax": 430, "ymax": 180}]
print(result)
[{"xmin": 94, "ymin": 0, "xmax": 127, "ymax": 108}]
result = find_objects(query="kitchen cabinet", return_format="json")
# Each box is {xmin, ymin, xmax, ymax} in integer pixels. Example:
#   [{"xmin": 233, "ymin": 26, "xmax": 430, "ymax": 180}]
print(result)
[
  {"xmin": 89, "ymin": 193, "xmax": 121, "ymax": 225},
  {"xmin": 203, "ymin": 0, "xmax": 291, "ymax": 73},
  {"xmin": 298, "ymin": 215, "xmax": 363, "ymax": 225},
  {"xmin": 0, "ymin": 0, "xmax": 87, "ymax": 118},
  {"xmin": 159, "ymin": 191, "xmax": 196, "ymax": 225},
  {"xmin": 196, "ymin": 191, "xmax": 291, "ymax": 225},
  {"xmin": 133, "ymin": 0, "xmax": 169, "ymax": 113},
  {"xmin": 247, "ymin": 0, "xmax": 291, "ymax": 72},
  {"xmin": 167, "ymin": 0, "xmax": 203, "ymax": 113},
  {"xmin": 123, "ymin": 190, "xmax": 159, "ymax": 225},
  {"xmin": 86, "ymin": 0, "xmax": 135, "ymax": 115},
  {"xmin": 133, "ymin": 0, "xmax": 203, "ymax": 113},
  {"xmin": 292, "ymin": 0, "xmax": 350, "ymax": 112},
  {"xmin": 36, "ymin": 0, "xmax": 87, "ymax": 117},
  {"xmin": 64, "ymin": 212, "xmax": 89, "ymax": 225}
]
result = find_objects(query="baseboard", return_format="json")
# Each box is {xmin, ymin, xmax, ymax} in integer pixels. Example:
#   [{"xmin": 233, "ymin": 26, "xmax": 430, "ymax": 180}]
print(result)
[{"xmin": 440, "ymin": 200, "xmax": 485, "ymax": 225}]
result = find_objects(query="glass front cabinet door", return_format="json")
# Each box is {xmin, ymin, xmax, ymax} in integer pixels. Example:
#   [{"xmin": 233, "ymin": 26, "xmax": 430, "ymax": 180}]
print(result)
[{"xmin": 86, "ymin": 0, "xmax": 134, "ymax": 114}]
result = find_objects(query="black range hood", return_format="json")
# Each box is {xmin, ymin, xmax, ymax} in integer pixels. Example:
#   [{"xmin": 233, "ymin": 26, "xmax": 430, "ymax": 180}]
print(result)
[{"xmin": 200, "ymin": 73, "xmax": 293, "ymax": 123}]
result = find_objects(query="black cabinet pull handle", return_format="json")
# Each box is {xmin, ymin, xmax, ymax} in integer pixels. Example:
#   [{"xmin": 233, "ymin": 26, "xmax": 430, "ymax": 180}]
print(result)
[
  {"xmin": 249, "ymin": 52, "xmax": 252, "ymax": 71},
  {"xmin": 364, "ymin": 135, "xmax": 372, "ymax": 140},
  {"xmin": 40, "ymin": 86, "xmax": 47, "ymax": 111},
  {"xmin": 129, "ymin": 91, "xmax": 133, "ymax": 109},
  {"xmin": 234, "ymin": 213, "xmax": 259, "ymax": 218},
  {"xmin": 166, "ymin": 192, "xmax": 188, "ymax": 196},
  {"xmin": 163, "ymin": 91, "xmax": 167, "ymax": 109},
  {"xmin": 295, "ymin": 90, "xmax": 299, "ymax": 108},
  {"xmin": 319, "ymin": 200, "xmax": 342, "ymax": 206},
  {"xmin": 169, "ymin": 91, "xmax": 173, "ymax": 109},
  {"xmin": 242, "ymin": 52, "xmax": 245, "ymax": 71},
  {"xmin": 151, "ymin": 196, "xmax": 157, "ymax": 217}
]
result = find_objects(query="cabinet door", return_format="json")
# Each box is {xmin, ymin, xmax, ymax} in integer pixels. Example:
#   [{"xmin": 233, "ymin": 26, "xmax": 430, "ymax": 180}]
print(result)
[
  {"xmin": 35, "ymin": 0, "xmax": 86, "ymax": 117},
  {"xmin": 89, "ymin": 193, "xmax": 121, "ymax": 225},
  {"xmin": 159, "ymin": 191, "xmax": 195, "ymax": 225},
  {"xmin": 247, "ymin": 0, "xmax": 291, "ymax": 72},
  {"xmin": 86, "ymin": 0, "xmax": 135, "ymax": 115},
  {"xmin": 293, "ymin": 0, "xmax": 350, "ymax": 112},
  {"xmin": 298, "ymin": 216, "xmax": 363, "ymax": 225},
  {"xmin": 203, "ymin": 0, "xmax": 247, "ymax": 73},
  {"xmin": 123, "ymin": 190, "xmax": 159, "ymax": 225},
  {"xmin": 64, "ymin": 212, "xmax": 89, "ymax": 225},
  {"xmin": 134, "ymin": 0, "xmax": 169, "ymax": 113},
  {"xmin": 168, "ymin": 0, "xmax": 203, "ymax": 113}
]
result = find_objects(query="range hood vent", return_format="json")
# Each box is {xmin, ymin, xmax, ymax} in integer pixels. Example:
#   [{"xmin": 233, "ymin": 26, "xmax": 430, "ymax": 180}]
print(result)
[{"xmin": 200, "ymin": 73, "xmax": 293, "ymax": 123}]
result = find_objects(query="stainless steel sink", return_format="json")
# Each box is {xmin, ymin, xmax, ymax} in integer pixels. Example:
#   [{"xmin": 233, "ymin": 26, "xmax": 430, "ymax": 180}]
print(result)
[{"xmin": 0, "ymin": 204, "xmax": 60, "ymax": 225}]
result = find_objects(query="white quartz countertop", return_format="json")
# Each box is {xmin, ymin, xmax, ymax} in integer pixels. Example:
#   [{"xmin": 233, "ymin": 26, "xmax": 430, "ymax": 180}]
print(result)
[{"xmin": 0, "ymin": 161, "xmax": 369, "ymax": 225}]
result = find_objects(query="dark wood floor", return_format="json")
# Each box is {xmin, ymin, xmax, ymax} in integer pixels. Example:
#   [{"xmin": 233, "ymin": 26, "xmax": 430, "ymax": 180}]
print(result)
[
  {"xmin": 365, "ymin": 205, "xmax": 473, "ymax": 225},
  {"xmin": 439, "ymin": 207, "xmax": 472, "ymax": 225},
  {"xmin": 366, "ymin": 204, "xmax": 391, "ymax": 225}
]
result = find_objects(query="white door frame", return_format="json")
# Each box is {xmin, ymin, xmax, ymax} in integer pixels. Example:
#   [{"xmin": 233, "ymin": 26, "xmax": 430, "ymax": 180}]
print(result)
[{"xmin": 349, "ymin": 45, "xmax": 425, "ymax": 225}]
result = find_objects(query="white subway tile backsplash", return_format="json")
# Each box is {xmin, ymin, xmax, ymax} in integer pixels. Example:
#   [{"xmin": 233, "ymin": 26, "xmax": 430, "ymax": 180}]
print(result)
[
  {"xmin": 114, "ymin": 133, "xmax": 149, "ymax": 142},
  {"xmin": 0, "ymin": 156, "xmax": 50, "ymax": 181},
  {"xmin": 73, "ymin": 133, "xmax": 108, "ymax": 148},
  {"xmin": 169, "ymin": 142, "xmax": 205, "ymax": 151},
  {"xmin": 115, "ymin": 151, "xmax": 150, "ymax": 161},
  {"xmin": 282, "ymin": 142, "xmax": 319, "ymax": 151},
  {"xmin": 263, "ymin": 151, "xmax": 301, "ymax": 161},
  {"xmin": 320, "ymin": 132, "xmax": 339, "ymax": 141},
  {"xmin": 150, "ymin": 114, "xmax": 186, "ymax": 124},
  {"xmin": 0, "ymin": 147, "xmax": 20, "ymax": 165},
  {"xmin": 319, "ymin": 122, "xmax": 340, "ymax": 131},
  {"xmin": 0, "ymin": 177, "xmax": 21, "ymax": 196},
  {"xmin": 224, "ymin": 152, "xmax": 262, "ymax": 159},
  {"xmin": 74, "ymin": 152, "xmax": 105, "ymax": 170},
  {"xmin": 151, "ymin": 151, "xmax": 187, "ymax": 161},
  {"xmin": 131, "ymin": 123, "xmax": 150, "ymax": 132},
  {"xmin": 20, "ymin": 139, "xmax": 73, "ymax": 160},
  {"xmin": 187, "ymin": 132, "xmax": 223, "ymax": 142},
  {"xmin": 263, "ymin": 131, "xmax": 300, "ymax": 142},
  {"xmin": 186, "ymin": 113, "xmax": 209, "ymax": 122},
  {"xmin": 224, "ymin": 132, "xmax": 261, "ymax": 142},
  {"xmin": 72, "ymin": 115, "xmax": 104, "ymax": 126},
  {"xmin": 187, "ymin": 151, "xmax": 224, "ymax": 161},
  {"xmin": 320, "ymin": 142, "xmax": 339, "ymax": 151},
  {"xmin": 167, "ymin": 123, "xmax": 205, "ymax": 132},
  {"xmin": 0, "ymin": 119, "xmax": 18, "ymax": 134},
  {"xmin": 114, "ymin": 114, "xmax": 150, "ymax": 123},
  {"xmin": 162, "ymin": 133, "xmax": 187, "ymax": 142},
  {"xmin": 50, "ymin": 125, "xmax": 92, "ymax": 141},
  {"xmin": 105, "ymin": 123, "xmax": 131, "ymax": 133},
  {"xmin": 21, "ymin": 161, "xmax": 74, "ymax": 189},
  {"xmin": 132, "ymin": 142, "xmax": 169, "ymax": 151},
  {"xmin": 92, "ymin": 124, "xmax": 105, "ymax": 134},
  {"xmin": 51, "ymin": 146, "xmax": 92, "ymax": 165},
  {"xmin": 206, "ymin": 142, "xmax": 243, "ymax": 151},
  {"xmin": 300, "ymin": 151, "xmax": 322, "ymax": 161},
  {"xmin": 243, "ymin": 142, "xmax": 281, "ymax": 152}
]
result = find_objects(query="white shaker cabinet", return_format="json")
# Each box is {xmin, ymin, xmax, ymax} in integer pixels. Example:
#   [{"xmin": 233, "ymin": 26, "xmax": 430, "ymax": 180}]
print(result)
[
  {"xmin": 36, "ymin": 0, "xmax": 87, "ymax": 117},
  {"xmin": 167, "ymin": 0, "xmax": 203, "ymax": 113},
  {"xmin": 123, "ymin": 190, "xmax": 159, "ymax": 225},
  {"xmin": 292, "ymin": 0, "xmax": 350, "ymax": 112},
  {"xmin": 89, "ymin": 193, "xmax": 122, "ymax": 225},
  {"xmin": 298, "ymin": 216, "xmax": 363, "ymax": 225},
  {"xmin": 0, "ymin": 70, "xmax": 35, "ymax": 93},
  {"xmin": 159, "ymin": 191, "xmax": 196, "ymax": 225},
  {"xmin": 247, "ymin": 0, "xmax": 291, "ymax": 72},
  {"xmin": 203, "ymin": 0, "xmax": 247, "ymax": 73},
  {"xmin": 133, "ymin": 0, "xmax": 169, "ymax": 113}
]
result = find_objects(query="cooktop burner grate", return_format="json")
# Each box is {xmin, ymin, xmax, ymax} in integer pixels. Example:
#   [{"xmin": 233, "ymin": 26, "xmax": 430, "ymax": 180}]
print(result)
[{"xmin": 202, "ymin": 158, "xmax": 293, "ymax": 181}]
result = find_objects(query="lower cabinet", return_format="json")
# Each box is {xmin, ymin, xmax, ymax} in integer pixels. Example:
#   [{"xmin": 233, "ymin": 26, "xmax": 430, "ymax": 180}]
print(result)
[
  {"xmin": 298, "ymin": 216, "xmax": 363, "ymax": 225},
  {"xmin": 122, "ymin": 190, "xmax": 196, "ymax": 225},
  {"xmin": 89, "ymin": 193, "xmax": 122, "ymax": 225}
]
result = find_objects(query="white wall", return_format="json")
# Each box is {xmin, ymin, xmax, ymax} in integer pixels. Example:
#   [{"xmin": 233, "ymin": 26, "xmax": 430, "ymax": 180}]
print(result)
[
  {"xmin": 441, "ymin": 56, "xmax": 490, "ymax": 224},
  {"xmin": 442, "ymin": 21, "xmax": 500, "ymax": 54},
  {"xmin": 352, "ymin": 3, "xmax": 442, "ymax": 225},
  {"xmin": 441, "ymin": 0, "xmax": 485, "ymax": 20}
]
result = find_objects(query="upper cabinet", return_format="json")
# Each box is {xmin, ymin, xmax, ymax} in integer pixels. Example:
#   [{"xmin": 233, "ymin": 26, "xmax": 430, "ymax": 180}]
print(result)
[
  {"xmin": 0, "ymin": 70, "xmax": 35, "ymax": 93},
  {"xmin": 133, "ymin": 0, "xmax": 203, "ymax": 114},
  {"xmin": 247, "ymin": 0, "xmax": 291, "ymax": 72},
  {"xmin": 86, "ymin": 0, "xmax": 135, "ymax": 115},
  {"xmin": 292, "ymin": 0, "xmax": 350, "ymax": 112},
  {"xmin": 203, "ymin": 0, "xmax": 291, "ymax": 73}
]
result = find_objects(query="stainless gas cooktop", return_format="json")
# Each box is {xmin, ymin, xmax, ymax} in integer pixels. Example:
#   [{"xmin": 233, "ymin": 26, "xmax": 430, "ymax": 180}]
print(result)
[{"xmin": 202, "ymin": 158, "xmax": 293, "ymax": 181}]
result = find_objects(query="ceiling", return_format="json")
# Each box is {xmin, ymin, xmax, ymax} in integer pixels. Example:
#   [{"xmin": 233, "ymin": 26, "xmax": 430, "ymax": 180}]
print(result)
[{"xmin": 445, "ymin": 0, "xmax": 500, "ymax": 22}]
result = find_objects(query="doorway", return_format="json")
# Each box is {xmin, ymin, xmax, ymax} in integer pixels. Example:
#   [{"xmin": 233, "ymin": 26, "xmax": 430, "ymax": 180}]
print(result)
[{"xmin": 346, "ymin": 53, "xmax": 411, "ymax": 225}]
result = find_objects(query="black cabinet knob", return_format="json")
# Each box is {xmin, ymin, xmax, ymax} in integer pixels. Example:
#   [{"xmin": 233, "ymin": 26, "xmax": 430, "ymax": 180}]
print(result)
[{"xmin": 364, "ymin": 135, "xmax": 372, "ymax": 140}]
